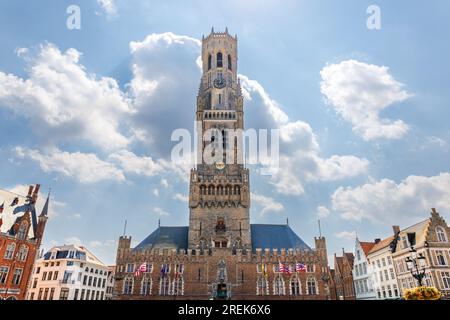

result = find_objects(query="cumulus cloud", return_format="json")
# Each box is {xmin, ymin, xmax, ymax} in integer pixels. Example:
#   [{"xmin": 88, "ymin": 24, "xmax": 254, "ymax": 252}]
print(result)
[
  {"xmin": 251, "ymin": 192, "xmax": 284, "ymax": 215},
  {"xmin": 240, "ymin": 75, "xmax": 369, "ymax": 195},
  {"xmin": 320, "ymin": 59, "xmax": 411, "ymax": 140},
  {"xmin": 335, "ymin": 230, "xmax": 357, "ymax": 240},
  {"xmin": 317, "ymin": 206, "xmax": 330, "ymax": 219},
  {"xmin": 97, "ymin": 0, "xmax": 117, "ymax": 17},
  {"xmin": 0, "ymin": 44, "xmax": 132, "ymax": 150},
  {"xmin": 153, "ymin": 207, "xmax": 170, "ymax": 217},
  {"xmin": 109, "ymin": 149, "xmax": 163, "ymax": 177},
  {"xmin": 14, "ymin": 146, "xmax": 125, "ymax": 183},
  {"xmin": 8, "ymin": 184, "xmax": 65, "ymax": 218},
  {"xmin": 173, "ymin": 193, "xmax": 188, "ymax": 202},
  {"xmin": 332, "ymin": 173, "xmax": 450, "ymax": 224}
]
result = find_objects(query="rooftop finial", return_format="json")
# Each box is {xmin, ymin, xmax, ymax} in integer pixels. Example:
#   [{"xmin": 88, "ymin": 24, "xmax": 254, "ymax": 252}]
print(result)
[
  {"xmin": 318, "ymin": 219, "xmax": 322, "ymax": 237},
  {"xmin": 286, "ymin": 218, "xmax": 289, "ymax": 226},
  {"xmin": 225, "ymin": 27, "xmax": 228, "ymax": 34},
  {"xmin": 211, "ymin": 26, "xmax": 214, "ymax": 34},
  {"xmin": 158, "ymin": 219, "xmax": 161, "ymax": 227},
  {"xmin": 123, "ymin": 219, "xmax": 127, "ymax": 236}
]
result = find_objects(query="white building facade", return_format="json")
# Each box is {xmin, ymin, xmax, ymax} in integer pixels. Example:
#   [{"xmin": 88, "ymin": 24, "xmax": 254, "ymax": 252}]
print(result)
[
  {"xmin": 366, "ymin": 231, "xmax": 402, "ymax": 300},
  {"xmin": 26, "ymin": 244, "xmax": 110, "ymax": 300},
  {"xmin": 353, "ymin": 239, "xmax": 377, "ymax": 300}
]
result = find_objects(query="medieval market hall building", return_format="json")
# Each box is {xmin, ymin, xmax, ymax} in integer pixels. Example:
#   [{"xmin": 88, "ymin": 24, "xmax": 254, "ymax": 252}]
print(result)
[
  {"xmin": 0, "ymin": 185, "xmax": 49, "ymax": 300},
  {"xmin": 114, "ymin": 29, "xmax": 330, "ymax": 300}
]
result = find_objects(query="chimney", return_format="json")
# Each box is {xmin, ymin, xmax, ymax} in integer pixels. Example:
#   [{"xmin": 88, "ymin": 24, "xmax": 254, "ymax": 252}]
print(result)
[
  {"xmin": 27, "ymin": 185, "xmax": 34, "ymax": 196},
  {"xmin": 374, "ymin": 238, "xmax": 381, "ymax": 244},
  {"xmin": 392, "ymin": 225, "xmax": 400, "ymax": 235}
]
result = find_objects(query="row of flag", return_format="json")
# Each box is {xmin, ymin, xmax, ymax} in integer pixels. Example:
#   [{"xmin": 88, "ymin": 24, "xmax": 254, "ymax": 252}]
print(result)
[
  {"xmin": 261, "ymin": 262, "xmax": 307, "ymax": 276},
  {"xmin": 134, "ymin": 263, "xmax": 184, "ymax": 278}
]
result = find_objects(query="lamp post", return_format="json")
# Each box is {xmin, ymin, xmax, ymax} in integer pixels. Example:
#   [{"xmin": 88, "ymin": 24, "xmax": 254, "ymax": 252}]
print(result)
[{"xmin": 405, "ymin": 247, "xmax": 427, "ymax": 287}]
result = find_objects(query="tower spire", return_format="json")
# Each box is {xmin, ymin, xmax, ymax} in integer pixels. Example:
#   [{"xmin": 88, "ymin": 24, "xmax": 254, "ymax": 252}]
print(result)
[
  {"xmin": 318, "ymin": 219, "xmax": 322, "ymax": 237},
  {"xmin": 40, "ymin": 189, "xmax": 50, "ymax": 217}
]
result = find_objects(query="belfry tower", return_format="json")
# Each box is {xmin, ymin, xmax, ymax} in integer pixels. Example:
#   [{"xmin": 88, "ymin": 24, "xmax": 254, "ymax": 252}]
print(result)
[{"xmin": 188, "ymin": 28, "xmax": 251, "ymax": 251}]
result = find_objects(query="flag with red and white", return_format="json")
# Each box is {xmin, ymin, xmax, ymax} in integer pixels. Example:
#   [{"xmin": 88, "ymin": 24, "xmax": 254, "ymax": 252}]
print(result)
[
  {"xmin": 134, "ymin": 262, "xmax": 147, "ymax": 277},
  {"xmin": 296, "ymin": 263, "xmax": 306, "ymax": 272},
  {"xmin": 284, "ymin": 264, "xmax": 292, "ymax": 275},
  {"xmin": 278, "ymin": 262, "xmax": 285, "ymax": 273}
]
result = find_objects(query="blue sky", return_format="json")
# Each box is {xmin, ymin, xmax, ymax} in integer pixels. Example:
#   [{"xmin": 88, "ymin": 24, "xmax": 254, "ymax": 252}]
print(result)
[{"xmin": 0, "ymin": 0, "xmax": 449, "ymax": 265}]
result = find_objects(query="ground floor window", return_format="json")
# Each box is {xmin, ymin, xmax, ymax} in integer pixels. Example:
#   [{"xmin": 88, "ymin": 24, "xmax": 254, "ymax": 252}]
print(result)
[
  {"xmin": 123, "ymin": 276, "xmax": 134, "ymax": 295},
  {"xmin": 273, "ymin": 275, "xmax": 285, "ymax": 295},
  {"xmin": 307, "ymin": 277, "xmax": 317, "ymax": 295},
  {"xmin": 173, "ymin": 277, "xmax": 184, "ymax": 295},
  {"xmin": 256, "ymin": 275, "xmax": 269, "ymax": 295},
  {"xmin": 290, "ymin": 276, "xmax": 301, "ymax": 295},
  {"xmin": 159, "ymin": 277, "xmax": 171, "ymax": 295},
  {"xmin": 141, "ymin": 276, "xmax": 152, "ymax": 295}
]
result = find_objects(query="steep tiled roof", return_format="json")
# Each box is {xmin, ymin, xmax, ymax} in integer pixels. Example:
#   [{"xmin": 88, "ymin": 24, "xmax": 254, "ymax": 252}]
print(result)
[
  {"xmin": 397, "ymin": 219, "xmax": 430, "ymax": 247},
  {"xmin": 359, "ymin": 241, "xmax": 376, "ymax": 257},
  {"xmin": 133, "ymin": 224, "xmax": 312, "ymax": 252},
  {"xmin": 250, "ymin": 224, "xmax": 311, "ymax": 252},
  {"xmin": 345, "ymin": 252, "xmax": 355, "ymax": 267},
  {"xmin": 134, "ymin": 226, "xmax": 189, "ymax": 251},
  {"xmin": 368, "ymin": 235, "xmax": 395, "ymax": 254}
]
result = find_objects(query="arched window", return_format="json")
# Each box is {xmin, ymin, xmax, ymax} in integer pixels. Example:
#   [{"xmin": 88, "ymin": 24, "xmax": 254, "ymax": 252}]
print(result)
[
  {"xmin": 437, "ymin": 251, "xmax": 446, "ymax": 265},
  {"xmin": 141, "ymin": 276, "xmax": 152, "ymax": 295},
  {"xmin": 159, "ymin": 276, "xmax": 171, "ymax": 295},
  {"xmin": 290, "ymin": 275, "xmax": 301, "ymax": 295},
  {"xmin": 208, "ymin": 54, "xmax": 212, "ymax": 70},
  {"xmin": 273, "ymin": 274, "xmax": 285, "ymax": 295},
  {"xmin": 17, "ymin": 245, "xmax": 28, "ymax": 262},
  {"xmin": 256, "ymin": 275, "xmax": 269, "ymax": 295},
  {"xmin": 173, "ymin": 276, "xmax": 184, "ymax": 295},
  {"xmin": 123, "ymin": 276, "xmax": 133, "ymax": 295},
  {"xmin": 307, "ymin": 277, "xmax": 317, "ymax": 295},
  {"xmin": 217, "ymin": 52, "xmax": 223, "ymax": 68},
  {"xmin": 17, "ymin": 221, "xmax": 28, "ymax": 240},
  {"xmin": 4, "ymin": 243, "xmax": 15, "ymax": 260},
  {"xmin": 436, "ymin": 226, "xmax": 447, "ymax": 242},
  {"xmin": 228, "ymin": 54, "xmax": 232, "ymax": 70}
]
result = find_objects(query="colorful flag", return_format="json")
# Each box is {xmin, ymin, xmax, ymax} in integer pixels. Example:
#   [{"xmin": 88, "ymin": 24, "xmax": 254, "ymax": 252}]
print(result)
[
  {"xmin": 0, "ymin": 202, "xmax": 4, "ymax": 213},
  {"xmin": 284, "ymin": 264, "xmax": 292, "ymax": 275},
  {"xmin": 175, "ymin": 264, "xmax": 184, "ymax": 278},
  {"xmin": 134, "ymin": 262, "xmax": 147, "ymax": 277},
  {"xmin": 296, "ymin": 263, "xmax": 306, "ymax": 273},
  {"xmin": 161, "ymin": 263, "xmax": 169, "ymax": 277},
  {"xmin": 278, "ymin": 262, "xmax": 285, "ymax": 273},
  {"xmin": 10, "ymin": 197, "xmax": 19, "ymax": 206}
]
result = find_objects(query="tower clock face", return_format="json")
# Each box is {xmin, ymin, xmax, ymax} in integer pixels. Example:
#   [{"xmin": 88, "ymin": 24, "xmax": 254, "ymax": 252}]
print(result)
[{"xmin": 213, "ymin": 75, "xmax": 226, "ymax": 89}]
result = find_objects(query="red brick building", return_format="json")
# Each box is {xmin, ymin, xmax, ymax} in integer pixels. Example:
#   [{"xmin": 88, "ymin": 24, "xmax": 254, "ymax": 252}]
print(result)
[
  {"xmin": 0, "ymin": 184, "xmax": 49, "ymax": 300},
  {"xmin": 330, "ymin": 250, "xmax": 355, "ymax": 300}
]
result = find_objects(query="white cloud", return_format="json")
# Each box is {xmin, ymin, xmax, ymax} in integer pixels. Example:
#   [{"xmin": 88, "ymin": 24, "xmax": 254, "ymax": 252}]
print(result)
[
  {"xmin": 160, "ymin": 179, "xmax": 169, "ymax": 188},
  {"xmin": 320, "ymin": 59, "xmax": 411, "ymax": 140},
  {"xmin": 153, "ymin": 207, "xmax": 170, "ymax": 217},
  {"xmin": 97, "ymin": 0, "xmax": 117, "ymax": 17},
  {"xmin": 317, "ymin": 206, "xmax": 330, "ymax": 219},
  {"xmin": 332, "ymin": 172, "xmax": 450, "ymax": 224},
  {"xmin": 15, "ymin": 146, "xmax": 125, "ymax": 183},
  {"xmin": 7, "ymin": 184, "xmax": 64, "ymax": 218},
  {"xmin": 173, "ymin": 193, "xmax": 188, "ymax": 202},
  {"xmin": 335, "ymin": 230, "xmax": 356, "ymax": 240},
  {"xmin": 251, "ymin": 192, "xmax": 284, "ymax": 215},
  {"xmin": 153, "ymin": 189, "xmax": 159, "ymax": 197},
  {"xmin": 109, "ymin": 149, "xmax": 163, "ymax": 177},
  {"xmin": 64, "ymin": 236, "xmax": 82, "ymax": 246},
  {"xmin": 240, "ymin": 75, "xmax": 369, "ymax": 195},
  {"xmin": 0, "ymin": 43, "xmax": 132, "ymax": 150},
  {"xmin": 73, "ymin": 213, "xmax": 82, "ymax": 219}
]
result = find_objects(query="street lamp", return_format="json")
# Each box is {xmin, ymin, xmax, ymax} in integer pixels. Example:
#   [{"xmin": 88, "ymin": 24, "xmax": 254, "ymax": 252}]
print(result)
[{"xmin": 405, "ymin": 247, "xmax": 427, "ymax": 287}]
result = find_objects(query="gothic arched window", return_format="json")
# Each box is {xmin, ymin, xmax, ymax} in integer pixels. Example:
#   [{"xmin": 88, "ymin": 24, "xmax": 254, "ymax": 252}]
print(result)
[
  {"xmin": 290, "ymin": 275, "xmax": 301, "ymax": 295},
  {"xmin": 17, "ymin": 221, "xmax": 28, "ymax": 240},
  {"xmin": 4, "ymin": 243, "xmax": 15, "ymax": 260},
  {"xmin": 217, "ymin": 52, "xmax": 223, "ymax": 68},
  {"xmin": 123, "ymin": 276, "xmax": 133, "ymax": 295},
  {"xmin": 173, "ymin": 276, "xmax": 184, "ymax": 295},
  {"xmin": 208, "ymin": 54, "xmax": 212, "ymax": 70},
  {"xmin": 228, "ymin": 54, "xmax": 232, "ymax": 70},
  {"xmin": 436, "ymin": 226, "xmax": 447, "ymax": 242},
  {"xmin": 256, "ymin": 275, "xmax": 269, "ymax": 295},
  {"xmin": 17, "ymin": 245, "xmax": 28, "ymax": 262},
  {"xmin": 273, "ymin": 274, "xmax": 285, "ymax": 295},
  {"xmin": 307, "ymin": 277, "xmax": 317, "ymax": 295},
  {"xmin": 159, "ymin": 276, "xmax": 171, "ymax": 295},
  {"xmin": 141, "ymin": 276, "xmax": 152, "ymax": 295}
]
